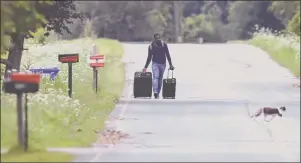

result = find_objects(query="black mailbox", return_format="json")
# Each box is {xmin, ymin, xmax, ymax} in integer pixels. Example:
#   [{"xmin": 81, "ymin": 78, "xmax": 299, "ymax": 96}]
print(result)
[{"xmin": 3, "ymin": 73, "xmax": 41, "ymax": 94}]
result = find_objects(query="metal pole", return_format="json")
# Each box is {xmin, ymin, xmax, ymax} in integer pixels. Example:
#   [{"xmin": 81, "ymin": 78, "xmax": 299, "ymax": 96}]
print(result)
[
  {"xmin": 95, "ymin": 69, "xmax": 98, "ymax": 93},
  {"xmin": 68, "ymin": 63, "xmax": 72, "ymax": 98},
  {"xmin": 92, "ymin": 45, "xmax": 98, "ymax": 93},
  {"xmin": 16, "ymin": 93, "xmax": 24, "ymax": 148},
  {"xmin": 24, "ymin": 93, "xmax": 28, "ymax": 151},
  {"xmin": 93, "ymin": 67, "xmax": 96, "ymax": 91}
]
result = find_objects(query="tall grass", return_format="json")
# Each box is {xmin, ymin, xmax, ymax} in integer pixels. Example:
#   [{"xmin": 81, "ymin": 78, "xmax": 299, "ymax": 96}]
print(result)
[
  {"xmin": 249, "ymin": 26, "xmax": 300, "ymax": 77},
  {"xmin": 1, "ymin": 38, "xmax": 125, "ymax": 149}
]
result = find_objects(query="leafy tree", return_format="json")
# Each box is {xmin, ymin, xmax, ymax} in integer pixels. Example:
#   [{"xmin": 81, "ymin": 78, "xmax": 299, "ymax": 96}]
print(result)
[
  {"xmin": 287, "ymin": 11, "xmax": 300, "ymax": 36},
  {"xmin": 182, "ymin": 1, "xmax": 204, "ymax": 17},
  {"xmin": 269, "ymin": 1, "xmax": 299, "ymax": 26},
  {"xmin": 76, "ymin": 1, "xmax": 165, "ymax": 41},
  {"xmin": 226, "ymin": 1, "xmax": 285, "ymax": 40},
  {"xmin": 1, "ymin": 1, "xmax": 51, "ymax": 70},
  {"xmin": 1, "ymin": 1, "xmax": 81, "ymax": 73}
]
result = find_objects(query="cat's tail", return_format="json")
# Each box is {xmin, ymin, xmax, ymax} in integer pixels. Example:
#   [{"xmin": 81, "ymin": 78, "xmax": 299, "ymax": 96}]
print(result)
[
  {"xmin": 245, "ymin": 101, "xmax": 263, "ymax": 118},
  {"xmin": 250, "ymin": 108, "xmax": 263, "ymax": 118}
]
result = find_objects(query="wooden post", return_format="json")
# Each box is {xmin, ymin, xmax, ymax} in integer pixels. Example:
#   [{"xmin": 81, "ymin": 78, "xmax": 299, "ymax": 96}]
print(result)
[
  {"xmin": 16, "ymin": 92, "xmax": 24, "ymax": 148},
  {"xmin": 68, "ymin": 63, "xmax": 72, "ymax": 98}
]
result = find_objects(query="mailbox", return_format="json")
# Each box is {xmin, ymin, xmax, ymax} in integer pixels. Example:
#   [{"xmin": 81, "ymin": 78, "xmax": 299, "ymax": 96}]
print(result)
[
  {"xmin": 57, "ymin": 53, "xmax": 79, "ymax": 98},
  {"xmin": 29, "ymin": 67, "xmax": 60, "ymax": 80},
  {"xmin": 3, "ymin": 73, "xmax": 41, "ymax": 94},
  {"xmin": 58, "ymin": 54, "xmax": 79, "ymax": 63}
]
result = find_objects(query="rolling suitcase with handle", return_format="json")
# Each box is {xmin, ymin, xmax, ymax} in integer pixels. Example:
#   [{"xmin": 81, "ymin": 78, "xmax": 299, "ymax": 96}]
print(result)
[
  {"xmin": 133, "ymin": 71, "xmax": 152, "ymax": 98},
  {"xmin": 162, "ymin": 69, "xmax": 176, "ymax": 99}
]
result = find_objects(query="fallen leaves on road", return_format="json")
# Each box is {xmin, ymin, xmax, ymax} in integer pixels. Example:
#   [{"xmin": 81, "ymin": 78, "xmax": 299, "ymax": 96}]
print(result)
[
  {"xmin": 107, "ymin": 115, "xmax": 124, "ymax": 121},
  {"xmin": 96, "ymin": 129, "xmax": 130, "ymax": 145},
  {"xmin": 292, "ymin": 83, "xmax": 300, "ymax": 88}
]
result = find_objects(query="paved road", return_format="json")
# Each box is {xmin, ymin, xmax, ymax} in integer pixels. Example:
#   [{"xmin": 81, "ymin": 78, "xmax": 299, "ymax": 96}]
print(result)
[{"xmin": 74, "ymin": 43, "xmax": 300, "ymax": 162}]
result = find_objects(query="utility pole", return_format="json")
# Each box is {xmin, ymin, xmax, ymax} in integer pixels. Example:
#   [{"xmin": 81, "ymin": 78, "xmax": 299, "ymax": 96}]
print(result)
[
  {"xmin": 173, "ymin": 1, "xmax": 182, "ymax": 43},
  {"xmin": 172, "ymin": 1, "xmax": 178, "ymax": 42}
]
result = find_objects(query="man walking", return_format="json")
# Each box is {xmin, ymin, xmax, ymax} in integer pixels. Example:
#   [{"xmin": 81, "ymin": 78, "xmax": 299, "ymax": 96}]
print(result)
[{"xmin": 143, "ymin": 33, "xmax": 175, "ymax": 99}]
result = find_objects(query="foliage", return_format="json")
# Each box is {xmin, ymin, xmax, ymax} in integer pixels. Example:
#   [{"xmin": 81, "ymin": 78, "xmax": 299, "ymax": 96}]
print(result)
[
  {"xmin": 1, "ymin": 1, "xmax": 82, "ymax": 71},
  {"xmin": 268, "ymin": 1, "xmax": 299, "ymax": 26},
  {"xmin": 1, "ymin": 0, "xmax": 299, "ymax": 76},
  {"xmin": 1, "ymin": 1, "xmax": 51, "ymax": 54},
  {"xmin": 29, "ymin": 28, "xmax": 48, "ymax": 45},
  {"xmin": 1, "ymin": 38, "xmax": 125, "ymax": 149},
  {"xmin": 2, "ymin": 1, "xmax": 300, "ymax": 47},
  {"xmin": 287, "ymin": 11, "xmax": 300, "ymax": 36},
  {"xmin": 182, "ymin": 14, "xmax": 215, "ymax": 42}
]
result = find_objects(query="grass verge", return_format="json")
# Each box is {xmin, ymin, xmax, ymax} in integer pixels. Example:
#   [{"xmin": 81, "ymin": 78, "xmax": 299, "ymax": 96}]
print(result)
[
  {"xmin": 1, "ymin": 147, "xmax": 74, "ymax": 162},
  {"xmin": 247, "ymin": 29, "xmax": 300, "ymax": 77},
  {"xmin": 1, "ymin": 38, "xmax": 125, "ymax": 161}
]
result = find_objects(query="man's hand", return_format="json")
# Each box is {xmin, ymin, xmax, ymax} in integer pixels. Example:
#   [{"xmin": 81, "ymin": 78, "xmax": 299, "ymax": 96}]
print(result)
[
  {"xmin": 143, "ymin": 68, "xmax": 147, "ymax": 72},
  {"xmin": 169, "ymin": 65, "xmax": 175, "ymax": 70}
]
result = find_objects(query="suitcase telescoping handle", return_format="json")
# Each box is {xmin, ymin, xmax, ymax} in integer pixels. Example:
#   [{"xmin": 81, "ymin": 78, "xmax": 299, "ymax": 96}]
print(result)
[{"xmin": 167, "ymin": 69, "xmax": 174, "ymax": 79}]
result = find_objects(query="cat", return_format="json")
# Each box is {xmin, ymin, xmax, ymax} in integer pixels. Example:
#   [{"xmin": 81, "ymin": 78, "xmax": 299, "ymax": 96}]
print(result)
[{"xmin": 250, "ymin": 106, "xmax": 286, "ymax": 122}]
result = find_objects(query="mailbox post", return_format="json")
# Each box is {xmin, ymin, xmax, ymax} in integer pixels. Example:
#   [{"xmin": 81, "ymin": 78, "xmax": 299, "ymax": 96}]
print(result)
[
  {"xmin": 3, "ymin": 72, "xmax": 41, "ymax": 151},
  {"xmin": 91, "ymin": 45, "xmax": 97, "ymax": 92},
  {"xmin": 89, "ymin": 55, "xmax": 105, "ymax": 93},
  {"xmin": 89, "ymin": 45, "xmax": 105, "ymax": 93},
  {"xmin": 58, "ymin": 54, "xmax": 79, "ymax": 98}
]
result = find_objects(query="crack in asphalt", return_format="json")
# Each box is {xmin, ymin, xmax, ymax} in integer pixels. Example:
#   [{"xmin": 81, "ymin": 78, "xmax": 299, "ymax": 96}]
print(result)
[{"xmin": 228, "ymin": 58, "xmax": 252, "ymax": 68}]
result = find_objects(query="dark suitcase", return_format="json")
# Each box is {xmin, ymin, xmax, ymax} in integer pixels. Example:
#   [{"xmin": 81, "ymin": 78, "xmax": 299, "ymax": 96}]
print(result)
[
  {"xmin": 162, "ymin": 69, "xmax": 176, "ymax": 99},
  {"xmin": 133, "ymin": 71, "xmax": 152, "ymax": 98}
]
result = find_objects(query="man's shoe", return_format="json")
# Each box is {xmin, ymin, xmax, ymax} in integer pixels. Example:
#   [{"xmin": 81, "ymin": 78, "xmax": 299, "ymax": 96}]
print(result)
[{"xmin": 154, "ymin": 93, "xmax": 158, "ymax": 99}]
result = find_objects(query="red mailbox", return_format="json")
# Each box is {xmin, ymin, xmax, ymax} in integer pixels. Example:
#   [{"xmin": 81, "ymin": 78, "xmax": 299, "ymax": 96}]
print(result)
[{"xmin": 3, "ymin": 73, "xmax": 41, "ymax": 94}]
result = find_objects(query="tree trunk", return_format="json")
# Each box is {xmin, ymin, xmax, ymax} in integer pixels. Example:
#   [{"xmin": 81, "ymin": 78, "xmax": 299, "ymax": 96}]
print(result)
[
  {"xmin": 0, "ymin": 58, "xmax": 13, "ymax": 69},
  {"xmin": 4, "ymin": 33, "xmax": 25, "ymax": 74}
]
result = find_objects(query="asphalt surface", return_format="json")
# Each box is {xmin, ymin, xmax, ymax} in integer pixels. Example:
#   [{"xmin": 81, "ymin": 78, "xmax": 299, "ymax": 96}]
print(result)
[{"xmin": 73, "ymin": 43, "xmax": 300, "ymax": 162}]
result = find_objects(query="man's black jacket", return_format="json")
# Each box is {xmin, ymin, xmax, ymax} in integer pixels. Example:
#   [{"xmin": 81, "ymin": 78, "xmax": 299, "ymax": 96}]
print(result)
[{"xmin": 144, "ymin": 41, "xmax": 173, "ymax": 68}]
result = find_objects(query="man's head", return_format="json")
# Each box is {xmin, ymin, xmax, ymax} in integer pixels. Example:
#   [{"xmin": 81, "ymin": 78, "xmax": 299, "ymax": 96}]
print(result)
[{"xmin": 154, "ymin": 33, "xmax": 162, "ymax": 45}]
